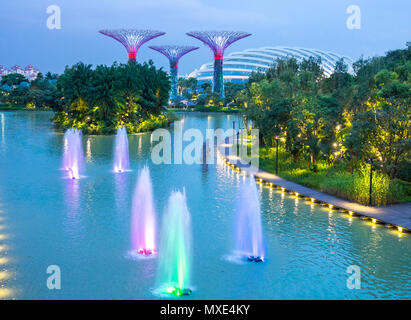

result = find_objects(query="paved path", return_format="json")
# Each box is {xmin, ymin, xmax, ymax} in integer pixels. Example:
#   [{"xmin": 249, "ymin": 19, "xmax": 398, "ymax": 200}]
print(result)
[{"xmin": 218, "ymin": 142, "xmax": 411, "ymax": 231}]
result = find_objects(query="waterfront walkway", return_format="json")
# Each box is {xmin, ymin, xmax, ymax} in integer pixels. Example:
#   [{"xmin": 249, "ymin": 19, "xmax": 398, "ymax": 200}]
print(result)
[{"xmin": 218, "ymin": 143, "xmax": 411, "ymax": 231}]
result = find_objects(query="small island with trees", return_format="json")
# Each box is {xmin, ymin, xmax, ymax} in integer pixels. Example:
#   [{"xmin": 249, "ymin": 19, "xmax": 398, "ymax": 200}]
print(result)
[{"xmin": 0, "ymin": 60, "xmax": 176, "ymax": 134}]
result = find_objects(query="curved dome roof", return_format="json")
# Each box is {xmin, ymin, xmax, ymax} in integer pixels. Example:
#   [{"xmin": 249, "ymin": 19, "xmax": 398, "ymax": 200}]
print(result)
[{"xmin": 188, "ymin": 46, "xmax": 354, "ymax": 83}]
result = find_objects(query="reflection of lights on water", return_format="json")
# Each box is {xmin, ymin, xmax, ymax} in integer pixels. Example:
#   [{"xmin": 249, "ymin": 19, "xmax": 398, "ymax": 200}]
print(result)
[
  {"xmin": 0, "ymin": 234, "xmax": 8, "ymax": 240},
  {"xmin": 86, "ymin": 138, "xmax": 92, "ymax": 161},
  {"xmin": 0, "ymin": 257, "xmax": 10, "ymax": 265},
  {"xmin": 0, "ymin": 288, "xmax": 14, "ymax": 299},
  {"xmin": 1, "ymin": 113, "xmax": 5, "ymax": 144},
  {"xmin": 0, "ymin": 225, "xmax": 5, "ymax": 231},
  {"xmin": 0, "ymin": 270, "xmax": 10, "ymax": 281},
  {"xmin": 0, "ymin": 244, "xmax": 8, "ymax": 252}
]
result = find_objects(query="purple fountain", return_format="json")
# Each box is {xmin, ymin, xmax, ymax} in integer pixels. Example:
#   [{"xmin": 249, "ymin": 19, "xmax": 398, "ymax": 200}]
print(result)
[
  {"xmin": 131, "ymin": 166, "xmax": 157, "ymax": 256},
  {"xmin": 113, "ymin": 127, "xmax": 130, "ymax": 173},
  {"xmin": 62, "ymin": 129, "xmax": 84, "ymax": 180},
  {"xmin": 234, "ymin": 176, "xmax": 266, "ymax": 262}
]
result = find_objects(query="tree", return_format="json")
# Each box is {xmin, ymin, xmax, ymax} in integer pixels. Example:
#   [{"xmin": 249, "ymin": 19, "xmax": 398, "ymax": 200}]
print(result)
[
  {"xmin": 90, "ymin": 64, "xmax": 120, "ymax": 125},
  {"xmin": 1, "ymin": 73, "xmax": 28, "ymax": 86},
  {"xmin": 53, "ymin": 60, "xmax": 171, "ymax": 134}
]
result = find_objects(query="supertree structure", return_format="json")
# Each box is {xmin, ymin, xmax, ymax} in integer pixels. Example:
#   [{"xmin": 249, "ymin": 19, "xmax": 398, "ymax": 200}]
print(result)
[
  {"xmin": 149, "ymin": 45, "xmax": 199, "ymax": 102},
  {"xmin": 99, "ymin": 29, "xmax": 166, "ymax": 61},
  {"xmin": 186, "ymin": 31, "xmax": 251, "ymax": 98}
]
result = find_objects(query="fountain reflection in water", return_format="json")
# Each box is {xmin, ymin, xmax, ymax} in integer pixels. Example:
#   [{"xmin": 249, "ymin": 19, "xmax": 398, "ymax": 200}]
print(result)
[
  {"xmin": 234, "ymin": 176, "xmax": 266, "ymax": 262},
  {"xmin": 1, "ymin": 113, "xmax": 5, "ymax": 145},
  {"xmin": 113, "ymin": 127, "xmax": 130, "ymax": 173},
  {"xmin": 156, "ymin": 190, "xmax": 192, "ymax": 296},
  {"xmin": 62, "ymin": 129, "xmax": 84, "ymax": 179},
  {"xmin": 131, "ymin": 166, "xmax": 157, "ymax": 256}
]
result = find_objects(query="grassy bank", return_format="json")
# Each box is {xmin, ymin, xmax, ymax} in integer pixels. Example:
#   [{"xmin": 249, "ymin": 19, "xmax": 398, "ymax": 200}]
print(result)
[
  {"xmin": 244, "ymin": 146, "xmax": 411, "ymax": 206},
  {"xmin": 0, "ymin": 104, "xmax": 26, "ymax": 110}
]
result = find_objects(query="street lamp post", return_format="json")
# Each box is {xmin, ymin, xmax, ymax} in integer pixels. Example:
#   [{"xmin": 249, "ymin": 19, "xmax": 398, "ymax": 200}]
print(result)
[
  {"xmin": 237, "ymin": 123, "xmax": 240, "ymax": 145},
  {"xmin": 369, "ymin": 158, "xmax": 373, "ymax": 206},
  {"xmin": 275, "ymin": 137, "xmax": 279, "ymax": 175}
]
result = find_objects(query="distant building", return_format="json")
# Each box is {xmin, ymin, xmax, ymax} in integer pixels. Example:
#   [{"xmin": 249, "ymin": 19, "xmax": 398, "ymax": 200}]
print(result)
[
  {"xmin": 0, "ymin": 65, "xmax": 10, "ymax": 78},
  {"xmin": 188, "ymin": 46, "xmax": 354, "ymax": 85},
  {"xmin": 0, "ymin": 65, "xmax": 40, "ymax": 81},
  {"xmin": 24, "ymin": 65, "xmax": 41, "ymax": 81}
]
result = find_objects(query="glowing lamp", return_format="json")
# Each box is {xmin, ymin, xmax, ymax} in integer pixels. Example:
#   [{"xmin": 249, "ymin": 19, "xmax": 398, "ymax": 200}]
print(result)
[{"xmin": 398, "ymin": 227, "xmax": 403, "ymax": 232}]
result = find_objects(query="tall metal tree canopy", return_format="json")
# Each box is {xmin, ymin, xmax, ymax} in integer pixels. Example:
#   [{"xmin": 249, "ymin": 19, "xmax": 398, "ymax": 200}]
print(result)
[
  {"xmin": 149, "ymin": 46, "xmax": 199, "ymax": 102},
  {"xmin": 99, "ymin": 29, "xmax": 166, "ymax": 61},
  {"xmin": 186, "ymin": 31, "xmax": 251, "ymax": 98},
  {"xmin": 149, "ymin": 46, "xmax": 199, "ymax": 67}
]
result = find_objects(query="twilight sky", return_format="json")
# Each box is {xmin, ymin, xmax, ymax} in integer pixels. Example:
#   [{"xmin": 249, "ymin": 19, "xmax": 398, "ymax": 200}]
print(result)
[{"xmin": 0, "ymin": 0, "xmax": 410, "ymax": 75}]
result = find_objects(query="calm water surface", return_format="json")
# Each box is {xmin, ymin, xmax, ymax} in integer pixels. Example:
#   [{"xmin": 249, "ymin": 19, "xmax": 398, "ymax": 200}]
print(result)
[{"xmin": 0, "ymin": 111, "xmax": 410, "ymax": 299}]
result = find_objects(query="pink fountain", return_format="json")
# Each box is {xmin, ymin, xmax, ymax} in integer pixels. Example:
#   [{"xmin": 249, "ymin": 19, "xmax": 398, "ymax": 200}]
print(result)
[
  {"xmin": 113, "ymin": 127, "xmax": 130, "ymax": 173},
  {"xmin": 62, "ymin": 129, "xmax": 84, "ymax": 180},
  {"xmin": 131, "ymin": 166, "xmax": 157, "ymax": 256}
]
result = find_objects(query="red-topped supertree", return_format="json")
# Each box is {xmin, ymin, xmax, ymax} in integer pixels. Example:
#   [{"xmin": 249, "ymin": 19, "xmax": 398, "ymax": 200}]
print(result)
[
  {"xmin": 149, "ymin": 45, "xmax": 199, "ymax": 102},
  {"xmin": 99, "ymin": 29, "xmax": 166, "ymax": 62},
  {"xmin": 186, "ymin": 31, "xmax": 251, "ymax": 98}
]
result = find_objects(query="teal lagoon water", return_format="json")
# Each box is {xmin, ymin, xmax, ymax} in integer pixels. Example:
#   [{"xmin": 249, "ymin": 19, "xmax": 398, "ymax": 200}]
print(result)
[{"xmin": 0, "ymin": 111, "xmax": 410, "ymax": 299}]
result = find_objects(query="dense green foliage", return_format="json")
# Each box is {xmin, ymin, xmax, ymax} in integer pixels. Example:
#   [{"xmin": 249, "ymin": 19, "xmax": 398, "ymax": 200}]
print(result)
[
  {"xmin": 53, "ymin": 61, "xmax": 172, "ymax": 134},
  {"xmin": 0, "ymin": 72, "xmax": 59, "ymax": 109},
  {"xmin": 175, "ymin": 77, "xmax": 245, "ymax": 109},
  {"xmin": 239, "ymin": 43, "xmax": 411, "ymax": 205},
  {"xmin": 256, "ymin": 147, "xmax": 410, "ymax": 206},
  {"xmin": 1, "ymin": 61, "xmax": 174, "ymax": 134}
]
